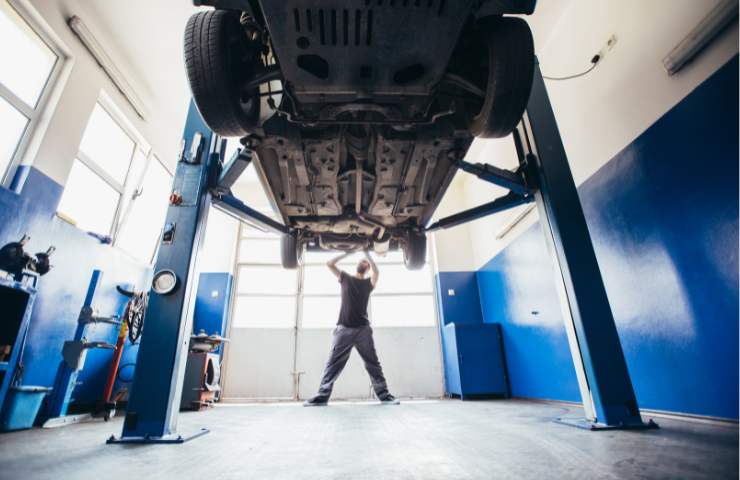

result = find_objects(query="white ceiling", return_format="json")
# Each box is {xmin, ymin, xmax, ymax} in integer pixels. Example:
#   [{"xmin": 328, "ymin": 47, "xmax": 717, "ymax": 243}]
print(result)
[{"xmin": 58, "ymin": 0, "xmax": 207, "ymax": 167}]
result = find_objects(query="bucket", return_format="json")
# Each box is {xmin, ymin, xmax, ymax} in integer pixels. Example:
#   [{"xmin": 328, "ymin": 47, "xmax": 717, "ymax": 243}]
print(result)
[{"xmin": 0, "ymin": 385, "xmax": 52, "ymax": 431}]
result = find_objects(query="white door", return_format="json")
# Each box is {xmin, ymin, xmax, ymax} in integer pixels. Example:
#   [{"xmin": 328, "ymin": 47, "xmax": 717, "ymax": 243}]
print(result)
[{"xmin": 222, "ymin": 224, "xmax": 444, "ymax": 401}]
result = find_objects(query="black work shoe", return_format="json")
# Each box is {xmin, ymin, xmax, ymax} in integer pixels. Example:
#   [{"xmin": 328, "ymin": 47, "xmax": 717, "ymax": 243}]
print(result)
[
  {"xmin": 379, "ymin": 394, "xmax": 400, "ymax": 405},
  {"xmin": 303, "ymin": 396, "xmax": 329, "ymax": 407}
]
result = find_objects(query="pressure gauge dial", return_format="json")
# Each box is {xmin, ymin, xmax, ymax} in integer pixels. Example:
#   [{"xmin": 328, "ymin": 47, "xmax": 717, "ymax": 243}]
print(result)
[{"xmin": 152, "ymin": 269, "xmax": 178, "ymax": 295}]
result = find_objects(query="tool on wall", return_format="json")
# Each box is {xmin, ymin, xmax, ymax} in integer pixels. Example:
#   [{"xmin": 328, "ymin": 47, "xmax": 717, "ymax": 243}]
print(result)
[
  {"xmin": 39, "ymin": 270, "xmax": 143, "ymax": 428},
  {"xmin": 0, "ymin": 235, "xmax": 55, "ymax": 284}
]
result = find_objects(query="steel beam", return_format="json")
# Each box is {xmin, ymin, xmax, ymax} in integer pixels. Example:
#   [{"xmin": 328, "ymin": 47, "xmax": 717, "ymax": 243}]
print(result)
[
  {"xmin": 212, "ymin": 194, "xmax": 289, "ymax": 235},
  {"xmin": 456, "ymin": 160, "xmax": 533, "ymax": 196},
  {"xmin": 425, "ymin": 192, "xmax": 533, "ymax": 233},
  {"xmin": 213, "ymin": 147, "xmax": 253, "ymax": 196},
  {"xmin": 109, "ymin": 101, "xmax": 216, "ymax": 444},
  {"xmin": 518, "ymin": 60, "xmax": 656, "ymax": 430}
]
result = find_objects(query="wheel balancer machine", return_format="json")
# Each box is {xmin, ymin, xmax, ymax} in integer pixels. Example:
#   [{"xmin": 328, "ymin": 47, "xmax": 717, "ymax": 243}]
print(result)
[{"xmin": 109, "ymin": 60, "xmax": 654, "ymax": 444}]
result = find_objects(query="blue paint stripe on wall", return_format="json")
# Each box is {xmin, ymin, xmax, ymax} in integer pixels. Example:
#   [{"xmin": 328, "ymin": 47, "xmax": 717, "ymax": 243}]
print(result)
[
  {"xmin": 0, "ymin": 167, "xmax": 151, "ymax": 405},
  {"xmin": 474, "ymin": 56, "xmax": 739, "ymax": 419}
]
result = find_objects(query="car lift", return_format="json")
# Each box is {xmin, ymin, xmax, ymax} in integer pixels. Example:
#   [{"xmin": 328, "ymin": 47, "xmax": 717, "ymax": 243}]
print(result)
[{"xmin": 108, "ymin": 59, "xmax": 654, "ymax": 444}]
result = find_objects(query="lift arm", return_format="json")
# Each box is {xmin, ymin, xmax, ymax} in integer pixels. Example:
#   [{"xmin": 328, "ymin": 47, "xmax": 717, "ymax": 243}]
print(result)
[
  {"xmin": 425, "ymin": 192, "xmax": 533, "ymax": 233},
  {"xmin": 212, "ymin": 194, "xmax": 289, "ymax": 235},
  {"xmin": 212, "ymin": 148, "xmax": 253, "ymax": 196}
]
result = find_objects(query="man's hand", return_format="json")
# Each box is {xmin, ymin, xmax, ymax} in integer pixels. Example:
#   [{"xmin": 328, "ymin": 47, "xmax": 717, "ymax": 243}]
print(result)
[
  {"xmin": 363, "ymin": 249, "xmax": 380, "ymax": 288},
  {"xmin": 327, "ymin": 251, "xmax": 352, "ymax": 280}
]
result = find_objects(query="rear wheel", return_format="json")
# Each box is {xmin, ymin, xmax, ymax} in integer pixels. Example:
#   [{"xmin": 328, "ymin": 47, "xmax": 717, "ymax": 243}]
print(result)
[
  {"xmin": 281, "ymin": 232, "xmax": 302, "ymax": 269},
  {"xmin": 184, "ymin": 10, "xmax": 261, "ymax": 137},
  {"xmin": 403, "ymin": 232, "xmax": 427, "ymax": 270},
  {"xmin": 468, "ymin": 17, "xmax": 535, "ymax": 139}
]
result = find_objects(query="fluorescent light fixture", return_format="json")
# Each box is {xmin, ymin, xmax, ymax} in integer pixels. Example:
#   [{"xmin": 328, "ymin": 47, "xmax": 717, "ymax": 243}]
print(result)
[
  {"xmin": 68, "ymin": 15, "xmax": 148, "ymax": 119},
  {"xmin": 495, "ymin": 203, "xmax": 536, "ymax": 239},
  {"xmin": 662, "ymin": 0, "xmax": 738, "ymax": 76}
]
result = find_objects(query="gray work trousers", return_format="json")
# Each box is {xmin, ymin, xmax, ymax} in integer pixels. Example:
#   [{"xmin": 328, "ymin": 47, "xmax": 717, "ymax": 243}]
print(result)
[{"xmin": 316, "ymin": 324, "xmax": 389, "ymax": 399}]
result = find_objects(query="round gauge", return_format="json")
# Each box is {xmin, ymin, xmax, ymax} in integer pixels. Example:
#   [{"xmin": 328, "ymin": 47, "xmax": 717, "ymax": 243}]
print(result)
[{"xmin": 152, "ymin": 269, "xmax": 178, "ymax": 295}]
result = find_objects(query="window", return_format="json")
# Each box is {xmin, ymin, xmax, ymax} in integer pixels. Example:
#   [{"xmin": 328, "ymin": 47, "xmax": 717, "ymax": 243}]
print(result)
[
  {"xmin": 230, "ymin": 210, "xmax": 437, "ymax": 330},
  {"xmin": 57, "ymin": 97, "xmax": 173, "ymax": 264},
  {"xmin": 57, "ymin": 102, "xmax": 136, "ymax": 235},
  {"xmin": 0, "ymin": 0, "xmax": 62, "ymax": 183},
  {"xmin": 300, "ymin": 249, "xmax": 436, "ymax": 328},
  {"xmin": 114, "ymin": 155, "xmax": 172, "ymax": 263},
  {"xmin": 232, "ymin": 219, "xmax": 299, "ymax": 328}
]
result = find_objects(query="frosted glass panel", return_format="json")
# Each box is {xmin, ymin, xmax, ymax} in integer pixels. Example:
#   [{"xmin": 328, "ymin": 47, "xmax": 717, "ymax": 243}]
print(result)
[
  {"xmin": 233, "ymin": 296, "xmax": 296, "ymax": 328},
  {"xmin": 116, "ymin": 158, "xmax": 172, "ymax": 262},
  {"xmin": 0, "ymin": 1, "xmax": 56, "ymax": 107},
  {"xmin": 238, "ymin": 239, "xmax": 280, "ymax": 264},
  {"xmin": 237, "ymin": 265, "xmax": 297, "ymax": 294},
  {"xmin": 79, "ymin": 104, "xmax": 135, "ymax": 184},
  {"xmin": 373, "ymin": 264, "xmax": 433, "ymax": 294},
  {"xmin": 57, "ymin": 160, "xmax": 119, "ymax": 235},
  {"xmin": 371, "ymin": 295, "xmax": 436, "ymax": 327},
  {"xmin": 0, "ymin": 97, "xmax": 27, "ymax": 176},
  {"xmin": 302, "ymin": 296, "xmax": 341, "ymax": 328},
  {"xmin": 302, "ymin": 265, "xmax": 343, "ymax": 295}
]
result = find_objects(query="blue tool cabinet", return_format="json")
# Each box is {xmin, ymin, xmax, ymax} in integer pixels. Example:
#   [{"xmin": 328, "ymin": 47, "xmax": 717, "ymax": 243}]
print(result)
[
  {"xmin": 442, "ymin": 322, "xmax": 509, "ymax": 399},
  {"xmin": 0, "ymin": 277, "xmax": 37, "ymax": 414}
]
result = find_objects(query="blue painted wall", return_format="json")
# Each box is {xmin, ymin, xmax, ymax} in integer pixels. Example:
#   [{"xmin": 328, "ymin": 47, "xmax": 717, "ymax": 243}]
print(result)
[
  {"xmin": 193, "ymin": 272, "xmax": 233, "ymax": 357},
  {"xmin": 471, "ymin": 56, "xmax": 739, "ymax": 419},
  {"xmin": 436, "ymin": 271, "xmax": 483, "ymax": 326},
  {"xmin": 0, "ymin": 167, "xmax": 151, "ymax": 406}
]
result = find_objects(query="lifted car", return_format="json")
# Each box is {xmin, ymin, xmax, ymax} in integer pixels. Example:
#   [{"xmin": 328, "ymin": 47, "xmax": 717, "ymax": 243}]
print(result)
[{"xmin": 185, "ymin": 0, "xmax": 536, "ymax": 268}]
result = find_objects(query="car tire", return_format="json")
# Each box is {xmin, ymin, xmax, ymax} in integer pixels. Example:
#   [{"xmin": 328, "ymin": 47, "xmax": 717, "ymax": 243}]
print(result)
[
  {"xmin": 281, "ymin": 232, "xmax": 302, "ymax": 269},
  {"xmin": 468, "ymin": 17, "xmax": 535, "ymax": 139},
  {"xmin": 403, "ymin": 232, "xmax": 427, "ymax": 270},
  {"xmin": 184, "ymin": 10, "xmax": 261, "ymax": 138}
]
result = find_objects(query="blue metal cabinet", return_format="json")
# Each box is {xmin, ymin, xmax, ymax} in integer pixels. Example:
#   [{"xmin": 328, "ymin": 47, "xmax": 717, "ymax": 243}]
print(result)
[
  {"xmin": 0, "ymin": 277, "xmax": 37, "ymax": 412},
  {"xmin": 442, "ymin": 323, "xmax": 509, "ymax": 399}
]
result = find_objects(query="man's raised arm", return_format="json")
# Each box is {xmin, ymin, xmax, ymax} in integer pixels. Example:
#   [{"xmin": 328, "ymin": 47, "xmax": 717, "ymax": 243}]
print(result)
[
  {"xmin": 364, "ymin": 250, "xmax": 379, "ymax": 288},
  {"xmin": 327, "ymin": 252, "xmax": 352, "ymax": 279}
]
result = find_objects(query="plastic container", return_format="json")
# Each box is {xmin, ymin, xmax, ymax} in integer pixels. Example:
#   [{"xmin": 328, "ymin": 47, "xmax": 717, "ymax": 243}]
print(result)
[{"xmin": 0, "ymin": 385, "xmax": 51, "ymax": 431}]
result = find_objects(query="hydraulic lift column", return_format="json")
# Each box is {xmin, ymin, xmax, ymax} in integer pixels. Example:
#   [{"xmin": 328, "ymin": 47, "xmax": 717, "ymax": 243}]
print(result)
[
  {"xmin": 517, "ymin": 62, "xmax": 655, "ymax": 429},
  {"xmin": 108, "ymin": 102, "xmax": 216, "ymax": 443}
]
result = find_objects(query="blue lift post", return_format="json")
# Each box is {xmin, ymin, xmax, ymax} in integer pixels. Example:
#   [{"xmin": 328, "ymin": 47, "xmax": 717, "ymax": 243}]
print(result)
[
  {"xmin": 426, "ymin": 58, "xmax": 656, "ymax": 430},
  {"xmin": 108, "ymin": 102, "xmax": 217, "ymax": 444},
  {"xmin": 109, "ymin": 62, "xmax": 654, "ymax": 442},
  {"xmin": 516, "ymin": 60, "xmax": 656, "ymax": 430}
]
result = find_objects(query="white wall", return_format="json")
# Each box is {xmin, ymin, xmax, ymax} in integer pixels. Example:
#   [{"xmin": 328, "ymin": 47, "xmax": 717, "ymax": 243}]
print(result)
[
  {"xmin": 431, "ymin": 179, "xmax": 477, "ymax": 272},
  {"xmin": 436, "ymin": 0, "xmax": 739, "ymax": 270},
  {"xmin": 199, "ymin": 206, "xmax": 239, "ymax": 274},
  {"xmin": 23, "ymin": 0, "xmax": 191, "ymax": 185}
]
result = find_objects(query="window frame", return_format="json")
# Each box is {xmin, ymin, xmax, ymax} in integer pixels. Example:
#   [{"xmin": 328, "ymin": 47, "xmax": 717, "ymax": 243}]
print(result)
[
  {"xmin": 60, "ymin": 93, "xmax": 164, "ymax": 240},
  {"xmin": 0, "ymin": 0, "xmax": 70, "ymax": 187},
  {"xmin": 231, "ymin": 220, "xmax": 439, "ymax": 330},
  {"xmin": 231, "ymin": 220, "xmax": 301, "ymax": 329},
  {"xmin": 112, "ymin": 151, "xmax": 174, "ymax": 264}
]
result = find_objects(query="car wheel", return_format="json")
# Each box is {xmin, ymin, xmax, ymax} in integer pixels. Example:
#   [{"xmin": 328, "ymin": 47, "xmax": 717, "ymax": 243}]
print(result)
[
  {"xmin": 184, "ymin": 10, "xmax": 261, "ymax": 137},
  {"xmin": 281, "ymin": 232, "xmax": 302, "ymax": 269},
  {"xmin": 403, "ymin": 232, "xmax": 427, "ymax": 270},
  {"xmin": 468, "ymin": 17, "xmax": 535, "ymax": 139}
]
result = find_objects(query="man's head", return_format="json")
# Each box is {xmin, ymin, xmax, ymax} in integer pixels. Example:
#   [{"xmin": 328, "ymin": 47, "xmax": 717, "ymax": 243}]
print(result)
[{"xmin": 356, "ymin": 259, "xmax": 370, "ymax": 276}]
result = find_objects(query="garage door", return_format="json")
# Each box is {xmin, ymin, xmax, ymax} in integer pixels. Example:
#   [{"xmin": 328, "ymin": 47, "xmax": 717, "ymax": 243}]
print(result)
[{"xmin": 221, "ymin": 222, "xmax": 444, "ymax": 401}]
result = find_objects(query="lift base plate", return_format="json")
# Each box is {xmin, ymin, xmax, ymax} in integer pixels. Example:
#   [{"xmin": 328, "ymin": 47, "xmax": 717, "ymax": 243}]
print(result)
[
  {"xmin": 554, "ymin": 417, "xmax": 659, "ymax": 431},
  {"xmin": 106, "ymin": 427, "xmax": 210, "ymax": 444}
]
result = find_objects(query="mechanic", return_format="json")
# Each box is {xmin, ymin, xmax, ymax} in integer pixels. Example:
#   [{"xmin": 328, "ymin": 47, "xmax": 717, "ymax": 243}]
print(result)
[{"xmin": 304, "ymin": 250, "xmax": 399, "ymax": 406}]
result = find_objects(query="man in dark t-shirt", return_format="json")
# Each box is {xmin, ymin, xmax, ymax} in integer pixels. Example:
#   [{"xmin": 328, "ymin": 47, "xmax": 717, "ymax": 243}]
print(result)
[{"xmin": 304, "ymin": 250, "xmax": 399, "ymax": 406}]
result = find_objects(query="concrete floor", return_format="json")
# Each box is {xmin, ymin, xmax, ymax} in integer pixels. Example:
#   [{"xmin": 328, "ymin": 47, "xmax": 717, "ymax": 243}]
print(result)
[{"xmin": 0, "ymin": 399, "xmax": 737, "ymax": 480}]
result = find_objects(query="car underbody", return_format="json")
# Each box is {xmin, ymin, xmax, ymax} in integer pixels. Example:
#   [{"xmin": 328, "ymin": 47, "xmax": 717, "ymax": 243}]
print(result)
[{"xmin": 185, "ymin": 0, "xmax": 537, "ymax": 267}]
